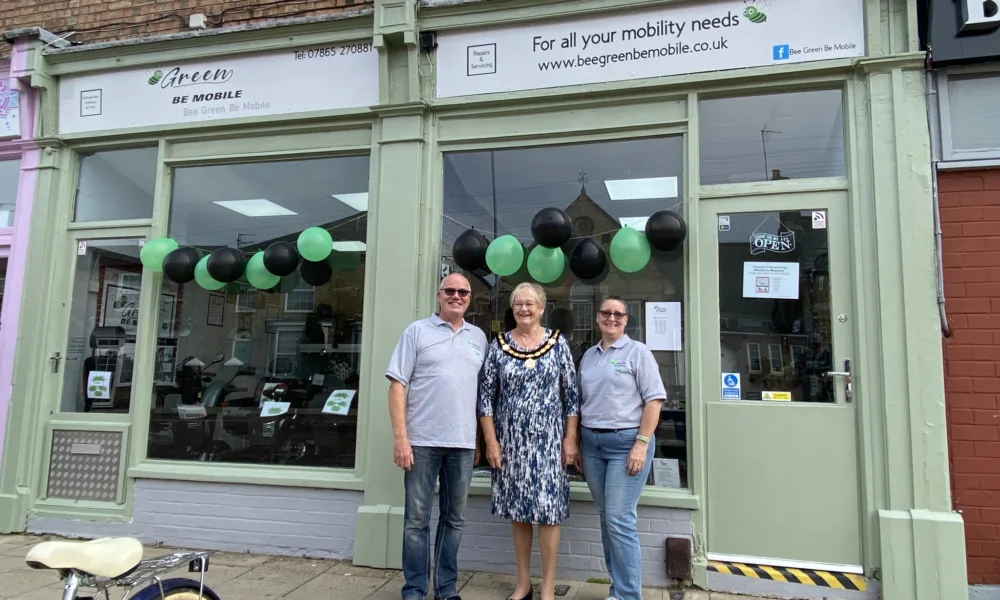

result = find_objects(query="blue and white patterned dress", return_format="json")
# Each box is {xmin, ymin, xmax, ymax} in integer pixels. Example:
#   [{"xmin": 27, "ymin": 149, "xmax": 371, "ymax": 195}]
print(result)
[{"xmin": 477, "ymin": 329, "xmax": 580, "ymax": 525}]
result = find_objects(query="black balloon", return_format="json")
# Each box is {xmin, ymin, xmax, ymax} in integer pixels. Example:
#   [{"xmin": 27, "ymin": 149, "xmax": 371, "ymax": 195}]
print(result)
[
  {"xmin": 531, "ymin": 207, "xmax": 573, "ymax": 248},
  {"xmin": 645, "ymin": 210, "xmax": 687, "ymax": 252},
  {"xmin": 568, "ymin": 238, "xmax": 608, "ymax": 280},
  {"xmin": 263, "ymin": 241, "xmax": 300, "ymax": 277},
  {"xmin": 162, "ymin": 247, "xmax": 200, "ymax": 284},
  {"xmin": 452, "ymin": 229, "xmax": 489, "ymax": 272},
  {"xmin": 300, "ymin": 259, "xmax": 332, "ymax": 287},
  {"xmin": 206, "ymin": 247, "xmax": 247, "ymax": 283}
]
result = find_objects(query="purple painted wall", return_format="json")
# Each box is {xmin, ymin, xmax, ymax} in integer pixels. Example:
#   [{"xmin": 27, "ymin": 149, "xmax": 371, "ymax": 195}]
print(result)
[{"xmin": 0, "ymin": 38, "xmax": 40, "ymax": 463}]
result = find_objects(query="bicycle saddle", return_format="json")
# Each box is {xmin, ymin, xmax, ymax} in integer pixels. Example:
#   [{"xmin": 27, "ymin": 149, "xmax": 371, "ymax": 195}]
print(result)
[{"xmin": 25, "ymin": 537, "xmax": 143, "ymax": 578}]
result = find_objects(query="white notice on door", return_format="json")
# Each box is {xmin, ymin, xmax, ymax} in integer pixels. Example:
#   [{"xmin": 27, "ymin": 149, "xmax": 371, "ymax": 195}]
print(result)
[
  {"xmin": 645, "ymin": 302, "xmax": 682, "ymax": 351},
  {"xmin": 652, "ymin": 458, "xmax": 682, "ymax": 488},
  {"xmin": 742, "ymin": 262, "xmax": 800, "ymax": 300}
]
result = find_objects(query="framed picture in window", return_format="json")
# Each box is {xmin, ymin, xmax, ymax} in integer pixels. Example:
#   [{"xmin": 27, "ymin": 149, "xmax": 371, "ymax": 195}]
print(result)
[{"xmin": 207, "ymin": 293, "xmax": 224, "ymax": 327}]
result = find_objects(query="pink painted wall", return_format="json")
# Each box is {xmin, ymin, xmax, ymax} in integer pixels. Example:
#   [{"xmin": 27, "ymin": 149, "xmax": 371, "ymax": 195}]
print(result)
[{"xmin": 0, "ymin": 38, "xmax": 40, "ymax": 463}]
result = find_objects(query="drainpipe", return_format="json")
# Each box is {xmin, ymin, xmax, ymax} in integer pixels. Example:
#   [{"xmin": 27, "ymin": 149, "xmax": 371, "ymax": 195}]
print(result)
[{"xmin": 925, "ymin": 51, "xmax": 952, "ymax": 337}]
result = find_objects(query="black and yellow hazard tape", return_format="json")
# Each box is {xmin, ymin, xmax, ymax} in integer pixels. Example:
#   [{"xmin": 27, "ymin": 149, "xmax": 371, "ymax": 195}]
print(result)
[{"xmin": 708, "ymin": 560, "xmax": 867, "ymax": 592}]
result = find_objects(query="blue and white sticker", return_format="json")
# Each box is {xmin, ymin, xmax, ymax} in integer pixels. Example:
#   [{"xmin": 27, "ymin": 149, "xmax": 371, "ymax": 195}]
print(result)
[{"xmin": 722, "ymin": 373, "xmax": 741, "ymax": 400}]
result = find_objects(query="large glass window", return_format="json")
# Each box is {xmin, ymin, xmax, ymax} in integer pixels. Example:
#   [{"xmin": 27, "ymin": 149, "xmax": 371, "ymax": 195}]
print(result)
[
  {"xmin": 442, "ymin": 138, "xmax": 689, "ymax": 489},
  {"xmin": 699, "ymin": 90, "xmax": 845, "ymax": 185},
  {"xmin": 145, "ymin": 156, "xmax": 369, "ymax": 468},
  {"xmin": 74, "ymin": 148, "xmax": 157, "ymax": 222},
  {"xmin": 60, "ymin": 238, "xmax": 146, "ymax": 413},
  {"xmin": 946, "ymin": 72, "xmax": 1000, "ymax": 157},
  {"xmin": 0, "ymin": 159, "xmax": 19, "ymax": 227}
]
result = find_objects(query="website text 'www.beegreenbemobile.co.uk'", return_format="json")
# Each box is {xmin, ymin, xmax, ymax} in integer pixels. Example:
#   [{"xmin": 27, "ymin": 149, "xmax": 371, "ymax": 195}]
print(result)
[{"xmin": 537, "ymin": 37, "xmax": 728, "ymax": 71}]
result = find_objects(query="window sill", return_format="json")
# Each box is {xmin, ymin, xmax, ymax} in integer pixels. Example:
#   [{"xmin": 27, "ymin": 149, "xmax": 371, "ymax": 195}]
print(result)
[
  {"xmin": 128, "ymin": 460, "xmax": 365, "ymax": 491},
  {"xmin": 468, "ymin": 478, "xmax": 699, "ymax": 510}
]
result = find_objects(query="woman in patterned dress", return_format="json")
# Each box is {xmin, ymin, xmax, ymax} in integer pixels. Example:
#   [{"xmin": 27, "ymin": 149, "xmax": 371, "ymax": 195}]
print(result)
[{"xmin": 479, "ymin": 282, "xmax": 580, "ymax": 600}]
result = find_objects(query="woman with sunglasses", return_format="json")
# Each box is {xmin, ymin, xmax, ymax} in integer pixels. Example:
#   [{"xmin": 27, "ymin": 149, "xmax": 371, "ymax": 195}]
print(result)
[
  {"xmin": 576, "ymin": 296, "xmax": 666, "ymax": 600},
  {"xmin": 478, "ymin": 282, "xmax": 579, "ymax": 600}
]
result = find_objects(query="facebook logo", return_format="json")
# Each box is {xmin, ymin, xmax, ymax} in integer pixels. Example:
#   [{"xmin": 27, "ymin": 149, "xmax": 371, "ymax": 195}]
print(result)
[{"xmin": 772, "ymin": 44, "xmax": 790, "ymax": 60}]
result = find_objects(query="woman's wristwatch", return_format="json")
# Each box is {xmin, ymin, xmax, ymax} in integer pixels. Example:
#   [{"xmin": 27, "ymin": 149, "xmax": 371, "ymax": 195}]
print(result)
[{"xmin": 635, "ymin": 434, "xmax": 651, "ymax": 444}]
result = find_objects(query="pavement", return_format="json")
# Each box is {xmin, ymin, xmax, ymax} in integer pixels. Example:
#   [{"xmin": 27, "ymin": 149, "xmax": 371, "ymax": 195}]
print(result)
[{"xmin": 0, "ymin": 534, "xmax": 778, "ymax": 600}]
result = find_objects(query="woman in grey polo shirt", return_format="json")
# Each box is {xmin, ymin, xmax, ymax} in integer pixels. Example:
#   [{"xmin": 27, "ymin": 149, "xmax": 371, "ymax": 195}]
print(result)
[{"xmin": 578, "ymin": 296, "xmax": 666, "ymax": 600}]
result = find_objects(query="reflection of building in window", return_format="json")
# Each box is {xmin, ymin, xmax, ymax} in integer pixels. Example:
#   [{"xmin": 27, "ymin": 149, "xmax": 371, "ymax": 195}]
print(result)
[
  {"xmin": 790, "ymin": 344, "xmax": 804, "ymax": 369},
  {"xmin": 269, "ymin": 323, "xmax": 304, "ymax": 376},
  {"xmin": 625, "ymin": 300, "xmax": 642, "ymax": 340},
  {"xmin": 284, "ymin": 280, "xmax": 315, "ymax": 313},
  {"xmin": 768, "ymin": 343, "xmax": 783, "ymax": 374},
  {"xmin": 235, "ymin": 291, "xmax": 257, "ymax": 313},
  {"xmin": 746, "ymin": 342, "xmax": 762, "ymax": 373},
  {"xmin": 570, "ymin": 282, "xmax": 594, "ymax": 347}
]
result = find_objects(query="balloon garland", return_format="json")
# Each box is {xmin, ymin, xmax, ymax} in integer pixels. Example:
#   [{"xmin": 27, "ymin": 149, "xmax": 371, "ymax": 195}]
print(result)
[
  {"xmin": 143, "ymin": 224, "xmax": 352, "ymax": 291},
  {"xmin": 450, "ymin": 207, "xmax": 687, "ymax": 286}
]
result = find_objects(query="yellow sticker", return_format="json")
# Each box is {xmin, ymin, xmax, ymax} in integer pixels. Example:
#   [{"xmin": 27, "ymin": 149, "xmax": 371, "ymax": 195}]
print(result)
[
  {"xmin": 762, "ymin": 391, "xmax": 791, "ymax": 402},
  {"xmin": 491, "ymin": 320, "xmax": 501, "ymax": 333}
]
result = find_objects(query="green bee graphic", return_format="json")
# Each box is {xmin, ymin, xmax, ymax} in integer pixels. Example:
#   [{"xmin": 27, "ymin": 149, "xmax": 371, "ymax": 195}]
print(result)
[
  {"xmin": 267, "ymin": 407, "xmax": 282, "ymax": 415},
  {"xmin": 148, "ymin": 70, "xmax": 163, "ymax": 85},
  {"xmin": 743, "ymin": 0, "xmax": 769, "ymax": 23}
]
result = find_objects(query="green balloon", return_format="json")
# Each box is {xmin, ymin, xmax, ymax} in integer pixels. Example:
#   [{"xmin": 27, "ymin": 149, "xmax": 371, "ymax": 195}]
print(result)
[
  {"xmin": 194, "ymin": 255, "xmax": 226, "ymax": 291},
  {"xmin": 485, "ymin": 235, "xmax": 524, "ymax": 276},
  {"xmin": 140, "ymin": 237, "xmax": 178, "ymax": 272},
  {"xmin": 609, "ymin": 227, "xmax": 651, "ymax": 273},
  {"xmin": 527, "ymin": 246, "xmax": 565, "ymax": 284},
  {"xmin": 297, "ymin": 227, "xmax": 333, "ymax": 262},
  {"xmin": 246, "ymin": 251, "xmax": 280, "ymax": 289}
]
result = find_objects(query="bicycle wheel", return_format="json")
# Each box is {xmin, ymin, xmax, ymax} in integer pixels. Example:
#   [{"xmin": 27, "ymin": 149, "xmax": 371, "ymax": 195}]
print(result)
[{"xmin": 149, "ymin": 588, "xmax": 215, "ymax": 600}]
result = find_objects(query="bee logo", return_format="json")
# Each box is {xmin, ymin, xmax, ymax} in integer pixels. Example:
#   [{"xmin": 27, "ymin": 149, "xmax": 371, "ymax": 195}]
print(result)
[
  {"xmin": 148, "ymin": 70, "xmax": 163, "ymax": 85},
  {"xmin": 744, "ymin": 0, "xmax": 769, "ymax": 23}
]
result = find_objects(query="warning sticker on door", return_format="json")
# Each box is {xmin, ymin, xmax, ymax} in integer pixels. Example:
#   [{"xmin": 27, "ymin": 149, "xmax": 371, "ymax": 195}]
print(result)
[
  {"xmin": 812, "ymin": 211, "xmax": 827, "ymax": 229},
  {"xmin": 762, "ymin": 391, "xmax": 792, "ymax": 402},
  {"xmin": 718, "ymin": 215, "xmax": 731, "ymax": 232}
]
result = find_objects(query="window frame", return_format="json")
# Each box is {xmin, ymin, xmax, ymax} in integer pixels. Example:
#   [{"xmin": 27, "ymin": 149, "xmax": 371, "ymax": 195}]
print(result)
[
  {"xmin": 937, "ymin": 66, "xmax": 1000, "ymax": 164},
  {"xmin": 283, "ymin": 279, "xmax": 315, "ymax": 313},
  {"xmin": 768, "ymin": 343, "xmax": 784, "ymax": 374},
  {"xmin": 746, "ymin": 342, "xmax": 762, "ymax": 374}
]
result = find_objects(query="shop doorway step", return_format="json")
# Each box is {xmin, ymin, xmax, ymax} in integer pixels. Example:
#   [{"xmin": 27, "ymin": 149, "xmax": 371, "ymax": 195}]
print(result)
[{"xmin": 706, "ymin": 553, "xmax": 872, "ymax": 600}]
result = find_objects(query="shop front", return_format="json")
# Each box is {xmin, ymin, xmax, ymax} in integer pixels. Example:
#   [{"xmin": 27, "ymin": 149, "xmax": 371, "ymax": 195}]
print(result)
[
  {"xmin": 0, "ymin": 33, "xmax": 43, "ymax": 467},
  {"xmin": 0, "ymin": 0, "xmax": 966, "ymax": 598}
]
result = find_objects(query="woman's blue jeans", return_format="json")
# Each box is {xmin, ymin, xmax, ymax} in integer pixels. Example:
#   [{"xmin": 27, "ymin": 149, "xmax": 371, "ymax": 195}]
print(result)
[{"xmin": 580, "ymin": 427, "xmax": 655, "ymax": 600}]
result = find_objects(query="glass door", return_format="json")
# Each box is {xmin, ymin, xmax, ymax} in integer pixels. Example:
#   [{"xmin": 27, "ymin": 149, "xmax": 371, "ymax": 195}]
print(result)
[{"xmin": 703, "ymin": 191, "xmax": 862, "ymax": 568}]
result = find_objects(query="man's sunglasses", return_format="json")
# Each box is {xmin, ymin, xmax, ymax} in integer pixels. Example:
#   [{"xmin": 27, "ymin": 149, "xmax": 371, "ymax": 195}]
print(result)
[
  {"xmin": 441, "ymin": 288, "xmax": 471, "ymax": 298},
  {"xmin": 599, "ymin": 310, "xmax": 627, "ymax": 319}
]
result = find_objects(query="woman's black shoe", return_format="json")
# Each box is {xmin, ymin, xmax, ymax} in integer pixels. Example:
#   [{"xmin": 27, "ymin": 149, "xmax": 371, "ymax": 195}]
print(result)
[{"xmin": 507, "ymin": 588, "xmax": 533, "ymax": 600}]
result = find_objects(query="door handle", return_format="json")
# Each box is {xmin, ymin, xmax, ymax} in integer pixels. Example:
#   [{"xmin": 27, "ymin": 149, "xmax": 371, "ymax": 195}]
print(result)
[
  {"xmin": 50, "ymin": 352, "xmax": 62, "ymax": 374},
  {"xmin": 826, "ymin": 359, "xmax": 852, "ymax": 403}
]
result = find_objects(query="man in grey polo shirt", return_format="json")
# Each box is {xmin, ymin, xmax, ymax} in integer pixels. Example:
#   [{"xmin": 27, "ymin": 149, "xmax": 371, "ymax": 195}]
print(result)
[{"xmin": 386, "ymin": 272, "xmax": 487, "ymax": 600}]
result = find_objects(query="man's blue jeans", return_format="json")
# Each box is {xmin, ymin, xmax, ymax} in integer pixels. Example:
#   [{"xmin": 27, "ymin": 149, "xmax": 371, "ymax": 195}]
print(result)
[
  {"xmin": 402, "ymin": 446, "xmax": 474, "ymax": 600},
  {"xmin": 580, "ymin": 427, "xmax": 655, "ymax": 600}
]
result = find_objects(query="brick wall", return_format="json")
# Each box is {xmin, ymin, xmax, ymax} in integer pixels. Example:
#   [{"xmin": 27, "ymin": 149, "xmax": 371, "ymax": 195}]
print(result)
[
  {"xmin": 1, "ymin": 0, "xmax": 371, "ymax": 48},
  {"xmin": 940, "ymin": 169, "xmax": 1000, "ymax": 585}
]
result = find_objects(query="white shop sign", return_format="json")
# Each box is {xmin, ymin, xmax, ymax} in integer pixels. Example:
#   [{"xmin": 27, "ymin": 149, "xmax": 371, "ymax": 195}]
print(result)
[
  {"xmin": 436, "ymin": 0, "xmax": 865, "ymax": 98},
  {"xmin": 58, "ymin": 42, "xmax": 379, "ymax": 135}
]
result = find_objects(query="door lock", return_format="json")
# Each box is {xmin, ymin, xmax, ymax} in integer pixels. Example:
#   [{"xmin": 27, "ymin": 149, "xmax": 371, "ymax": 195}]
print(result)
[
  {"xmin": 826, "ymin": 358, "xmax": 852, "ymax": 403},
  {"xmin": 50, "ymin": 352, "xmax": 62, "ymax": 374}
]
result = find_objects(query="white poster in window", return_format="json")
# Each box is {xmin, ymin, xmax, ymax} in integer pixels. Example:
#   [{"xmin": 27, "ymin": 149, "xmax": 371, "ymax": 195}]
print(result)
[
  {"xmin": 652, "ymin": 458, "xmax": 682, "ymax": 488},
  {"xmin": 742, "ymin": 262, "xmax": 800, "ymax": 300},
  {"xmin": 260, "ymin": 401, "xmax": 290, "ymax": 417},
  {"xmin": 322, "ymin": 389, "xmax": 356, "ymax": 415},
  {"xmin": 86, "ymin": 371, "xmax": 113, "ymax": 399},
  {"xmin": 0, "ymin": 80, "xmax": 20, "ymax": 138},
  {"xmin": 645, "ymin": 302, "xmax": 682, "ymax": 351}
]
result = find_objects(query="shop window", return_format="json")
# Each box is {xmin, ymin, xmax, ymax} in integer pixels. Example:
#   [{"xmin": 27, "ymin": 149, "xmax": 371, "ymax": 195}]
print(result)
[
  {"xmin": 941, "ymin": 71, "xmax": 1000, "ymax": 160},
  {"xmin": 699, "ymin": 89, "xmax": 845, "ymax": 185},
  {"xmin": 145, "ymin": 155, "xmax": 369, "ymax": 469},
  {"xmin": 74, "ymin": 148, "xmax": 158, "ymax": 222},
  {"xmin": 442, "ymin": 136, "xmax": 689, "ymax": 489},
  {"xmin": 0, "ymin": 159, "xmax": 19, "ymax": 227},
  {"xmin": 59, "ymin": 238, "xmax": 146, "ymax": 413}
]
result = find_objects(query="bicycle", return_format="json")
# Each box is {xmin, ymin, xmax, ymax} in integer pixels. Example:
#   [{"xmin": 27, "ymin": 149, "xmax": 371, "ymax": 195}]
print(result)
[{"xmin": 25, "ymin": 537, "xmax": 221, "ymax": 600}]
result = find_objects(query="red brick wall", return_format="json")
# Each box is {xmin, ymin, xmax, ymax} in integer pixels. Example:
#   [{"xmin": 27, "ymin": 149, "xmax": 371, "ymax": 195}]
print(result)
[
  {"xmin": 0, "ymin": 0, "xmax": 370, "ymax": 48},
  {"xmin": 941, "ymin": 169, "xmax": 1000, "ymax": 585}
]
